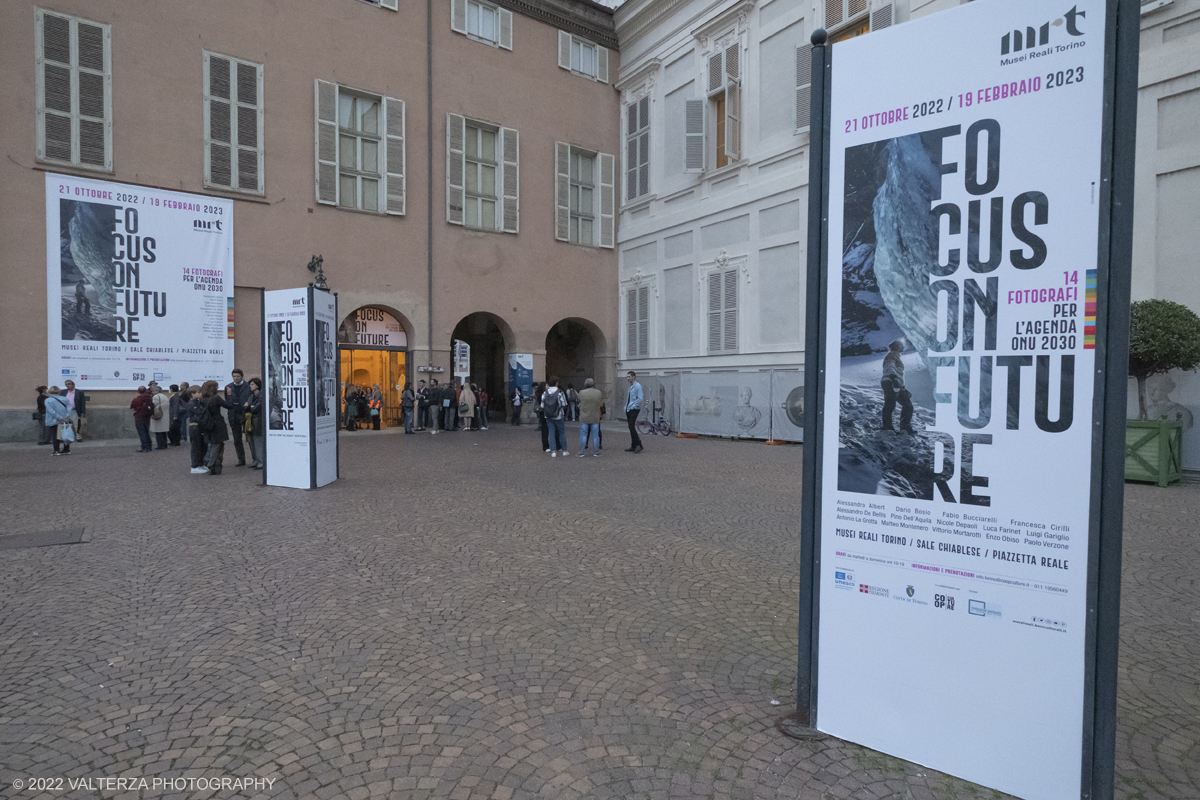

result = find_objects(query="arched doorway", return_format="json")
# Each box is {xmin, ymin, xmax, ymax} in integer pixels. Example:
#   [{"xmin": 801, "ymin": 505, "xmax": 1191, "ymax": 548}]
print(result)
[
  {"xmin": 338, "ymin": 306, "xmax": 410, "ymax": 428},
  {"xmin": 545, "ymin": 318, "xmax": 602, "ymax": 393},
  {"xmin": 450, "ymin": 312, "xmax": 512, "ymax": 419}
]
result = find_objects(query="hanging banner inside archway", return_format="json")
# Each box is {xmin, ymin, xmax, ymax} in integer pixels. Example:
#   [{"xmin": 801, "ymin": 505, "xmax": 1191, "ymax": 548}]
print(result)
[{"xmin": 337, "ymin": 307, "xmax": 407, "ymax": 348}]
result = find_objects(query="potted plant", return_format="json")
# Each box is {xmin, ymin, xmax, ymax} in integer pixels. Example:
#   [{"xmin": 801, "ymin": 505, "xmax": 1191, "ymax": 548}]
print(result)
[{"xmin": 1126, "ymin": 299, "xmax": 1200, "ymax": 486}]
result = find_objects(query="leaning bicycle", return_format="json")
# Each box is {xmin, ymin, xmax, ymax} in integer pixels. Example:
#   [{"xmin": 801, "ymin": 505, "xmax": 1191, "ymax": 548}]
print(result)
[{"xmin": 635, "ymin": 402, "xmax": 671, "ymax": 436}]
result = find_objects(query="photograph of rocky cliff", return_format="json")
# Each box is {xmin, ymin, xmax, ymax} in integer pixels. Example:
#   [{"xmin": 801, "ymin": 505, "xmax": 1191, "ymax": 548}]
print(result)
[{"xmin": 59, "ymin": 199, "xmax": 118, "ymax": 341}]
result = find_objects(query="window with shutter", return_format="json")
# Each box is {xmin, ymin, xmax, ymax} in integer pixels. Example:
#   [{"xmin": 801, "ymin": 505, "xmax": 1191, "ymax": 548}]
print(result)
[
  {"xmin": 35, "ymin": 9, "xmax": 111, "ymax": 171},
  {"xmin": 795, "ymin": 43, "xmax": 813, "ymax": 133},
  {"xmin": 338, "ymin": 92, "xmax": 382, "ymax": 212},
  {"xmin": 705, "ymin": 42, "xmax": 742, "ymax": 168},
  {"xmin": 707, "ymin": 268, "xmax": 738, "ymax": 354},
  {"xmin": 463, "ymin": 122, "xmax": 499, "ymax": 230},
  {"xmin": 627, "ymin": 285, "xmax": 650, "ymax": 358},
  {"xmin": 568, "ymin": 149, "xmax": 595, "ymax": 245},
  {"xmin": 684, "ymin": 99, "xmax": 705, "ymax": 173},
  {"xmin": 558, "ymin": 32, "xmax": 608, "ymax": 82},
  {"xmin": 500, "ymin": 126, "xmax": 519, "ymax": 232},
  {"xmin": 556, "ymin": 145, "xmax": 613, "ymax": 248},
  {"xmin": 453, "ymin": 118, "xmax": 518, "ymax": 233},
  {"xmin": 205, "ymin": 52, "xmax": 263, "ymax": 194},
  {"xmin": 598, "ymin": 152, "xmax": 614, "ymax": 249},
  {"xmin": 871, "ymin": 3, "xmax": 893, "ymax": 31},
  {"xmin": 625, "ymin": 96, "xmax": 650, "ymax": 201},
  {"xmin": 447, "ymin": 113, "xmax": 465, "ymax": 224},
  {"xmin": 315, "ymin": 80, "xmax": 339, "ymax": 205},
  {"xmin": 554, "ymin": 142, "xmax": 571, "ymax": 242},
  {"xmin": 827, "ymin": 0, "xmax": 872, "ymax": 41},
  {"xmin": 384, "ymin": 97, "xmax": 405, "ymax": 215},
  {"xmin": 457, "ymin": 0, "xmax": 508, "ymax": 48},
  {"xmin": 314, "ymin": 81, "xmax": 404, "ymax": 213}
]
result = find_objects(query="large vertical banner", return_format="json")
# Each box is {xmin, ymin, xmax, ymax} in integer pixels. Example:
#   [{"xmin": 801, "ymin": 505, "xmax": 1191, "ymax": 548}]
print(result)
[
  {"xmin": 45, "ymin": 174, "xmax": 233, "ymax": 388},
  {"xmin": 264, "ymin": 289, "xmax": 311, "ymax": 489},
  {"xmin": 815, "ymin": 1, "xmax": 1113, "ymax": 798},
  {"xmin": 312, "ymin": 290, "xmax": 338, "ymax": 488}
]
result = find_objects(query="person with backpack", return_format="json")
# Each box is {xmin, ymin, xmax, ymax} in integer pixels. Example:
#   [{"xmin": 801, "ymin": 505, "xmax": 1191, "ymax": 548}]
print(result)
[
  {"xmin": 401, "ymin": 383, "xmax": 415, "ymax": 433},
  {"xmin": 44, "ymin": 386, "xmax": 74, "ymax": 456},
  {"xmin": 534, "ymin": 382, "xmax": 549, "ymax": 451},
  {"xmin": 199, "ymin": 380, "xmax": 231, "ymax": 475},
  {"xmin": 577, "ymin": 378, "xmax": 603, "ymax": 457},
  {"xmin": 542, "ymin": 377, "xmax": 568, "ymax": 457},
  {"xmin": 224, "ymin": 369, "xmax": 252, "ymax": 466},
  {"xmin": 566, "ymin": 384, "xmax": 579, "ymax": 421},
  {"xmin": 511, "ymin": 386, "xmax": 522, "ymax": 425}
]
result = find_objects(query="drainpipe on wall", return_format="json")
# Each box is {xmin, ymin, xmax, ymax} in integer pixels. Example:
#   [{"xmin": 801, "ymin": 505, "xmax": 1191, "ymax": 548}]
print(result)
[{"xmin": 426, "ymin": 0, "xmax": 435, "ymax": 369}]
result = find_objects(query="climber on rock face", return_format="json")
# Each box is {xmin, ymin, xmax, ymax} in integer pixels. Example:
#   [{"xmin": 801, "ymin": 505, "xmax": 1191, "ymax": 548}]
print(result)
[{"xmin": 881, "ymin": 340, "xmax": 915, "ymax": 434}]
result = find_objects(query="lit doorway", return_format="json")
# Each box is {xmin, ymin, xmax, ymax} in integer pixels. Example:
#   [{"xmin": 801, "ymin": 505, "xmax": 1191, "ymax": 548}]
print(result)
[{"xmin": 339, "ymin": 349, "xmax": 406, "ymax": 428}]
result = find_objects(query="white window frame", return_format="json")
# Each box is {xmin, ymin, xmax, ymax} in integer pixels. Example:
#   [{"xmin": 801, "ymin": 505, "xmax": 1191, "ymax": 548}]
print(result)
[
  {"xmin": 625, "ymin": 95, "xmax": 650, "ymax": 201},
  {"xmin": 338, "ymin": 91, "xmax": 384, "ymax": 212},
  {"xmin": 557, "ymin": 31, "xmax": 609, "ymax": 83},
  {"xmin": 448, "ymin": 114, "xmax": 518, "ymax": 233},
  {"xmin": 464, "ymin": 120, "xmax": 500, "ymax": 230},
  {"xmin": 35, "ymin": 7, "xmax": 112, "ymax": 172},
  {"xmin": 203, "ymin": 51, "xmax": 264, "ymax": 194},
  {"xmin": 705, "ymin": 39, "xmax": 742, "ymax": 166},
  {"xmin": 314, "ymin": 80, "xmax": 405, "ymax": 215},
  {"xmin": 452, "ymin": 0, "xmax": 513, "ymax": 50},
  {"xmin": 569, "ymin": 148, "xmax": 596, "ymax": 245},
  {"xmin": 554, "ymin": 142, "xmax": 613, "ymax": 248}
]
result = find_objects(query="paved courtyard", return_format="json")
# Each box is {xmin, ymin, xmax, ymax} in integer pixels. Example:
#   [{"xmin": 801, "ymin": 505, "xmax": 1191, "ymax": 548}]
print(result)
[{"xmin": 0, "ymin": 425, "xmax": 1196, "ymax": 800}]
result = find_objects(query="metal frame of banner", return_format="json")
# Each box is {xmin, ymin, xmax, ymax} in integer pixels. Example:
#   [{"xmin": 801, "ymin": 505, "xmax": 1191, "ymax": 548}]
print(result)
[
  {"xmin": 260, "ymin": 288, "xmax": 267, "ymax": 487},
  {"xmin": 792, "ymin": 2, "xmax": 1138, "ymax": 795},
  {"xmin": 307, "ymin": 285, "xmax": 318, "ymax": 490}
]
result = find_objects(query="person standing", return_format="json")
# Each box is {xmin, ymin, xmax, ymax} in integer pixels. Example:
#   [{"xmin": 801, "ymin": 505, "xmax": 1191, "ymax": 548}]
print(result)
[
  {"xmin": 415, "ymin": 380, "xmax": 428, "ymax": 431},
  {"xmin": 428, "ymin": 379, "xmax": 441, "ymax": 434},
  {"xmin": 247, "ymin": 378, "xmax": 264, "ymax": 469},
  {"xmin": 36, "ymin": 386, "xmax": 50, "ymax": 445},
  {"xmin": 566, "ymin": 384, "xmax": 579, "ymax": 421},
  {"xmin": 150, "ymin": 384, "xmax": 171, "ymax": 450},
  {"xmin": 542, "ymin": 377, "xmax": 568, "ymax": 457},
  {"xmin": 577, "ymin": 378, "xmax": 602, "ymax": 457},
  {"xmin": 130, "ymin": 386, "xmax": 154, "ymax": 453},
  {"xmin": 186, "ymin": 386, "xmax": 208, "ymax": 474},
  {"xmin": 44, "ymin": 387, "xmax": 73, "ymax": 455},
  {"xmin": 200, "ymin": 381, "xmax": 231, "ymax": 475},
  {"xmin": 479, "ymin": 388, "xmax": 489, "ymax": 430},
  {"xmin": 535, "ymin": 382, "xmax": 549, "ymax": 452},
  {"xmin": 177, "ymin": 382, "xmax": 190, "ymax": 442},
  {"xmin": 624, "ymin": 371, "xmax": 644, "ymax": 454},
  {"xmin": 61, "ymin": 379, "xmax": 86, "ymax": 440},
  {"xmin": 881, "ymin": 340, "xmax": 915, "ymax": 433},
  {"xmin": 167, "ymin": 385, "xmax": 183, "ymax": 446},
  {"xmin": 370, "ymin": 383, "xmax": 383, "ymax": 430},
  {"xmin": 511, "ymin": 386, "xmax": 522, "ymax": 425},
  {"xmin": 401, "ymin": 383, "xmax": 415, "ymax": 433},
  {"xmin": 224, "ymin": 369, "xmax": 251, "ymax": 466},
  {"xmin": 460, "ymin": 381, "xmax": 476, "ymax": 431}
]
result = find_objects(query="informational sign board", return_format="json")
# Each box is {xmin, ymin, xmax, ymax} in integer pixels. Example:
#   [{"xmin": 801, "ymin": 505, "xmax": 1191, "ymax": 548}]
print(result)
[
  {"xmin": 452, "ymin": 339, "xmax": 471, "ymax": 379},
  {"xmin": 508, "ymin": 353, "xmax": 533, "ymax": 397},
  {"xmin": 798, "ymin": 1, "xmax": 1135, "ymax": 799},
  {"xmin": 337, "ymin": 307, "xmax": 407, "ymax": 348},
  {"xmin": 263, "ymin": 287, "xmax": 338, "ymax": 490},
  {"xmin": 45, "ymin": 174, "xmax": 234, "ymax": 388}
]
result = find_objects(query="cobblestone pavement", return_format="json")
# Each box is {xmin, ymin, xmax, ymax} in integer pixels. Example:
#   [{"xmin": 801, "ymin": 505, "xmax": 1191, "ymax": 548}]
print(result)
[{"xmin": 0, "ymin": 426, "xmax": 1195, "ymax": 800}]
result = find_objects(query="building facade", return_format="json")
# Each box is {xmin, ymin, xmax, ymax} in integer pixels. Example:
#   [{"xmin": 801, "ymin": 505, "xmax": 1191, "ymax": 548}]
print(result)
[
  {"xmin": 614, "ymin": 0, "xmax": 1200, "ymax": 466},
  {"xmin": 1, "ymin": 0, "xmax": 621, "ymax": 439}
]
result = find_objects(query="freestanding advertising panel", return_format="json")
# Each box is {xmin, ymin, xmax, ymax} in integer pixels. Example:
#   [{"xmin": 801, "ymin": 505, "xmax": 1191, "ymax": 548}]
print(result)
[
  {"xmin": 45, "ymin": 174, "xmax": 234, "ymax": 388},
  {"xmin": 263, "ymin": 287, "xmax": 338, "ymax": 490},
  {"xmin": 795, "ymin": 1, "xmax": 1137, "ymax": 799}
]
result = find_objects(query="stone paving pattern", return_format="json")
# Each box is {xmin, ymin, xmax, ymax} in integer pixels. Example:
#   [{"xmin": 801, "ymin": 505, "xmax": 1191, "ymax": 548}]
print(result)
[{"xmin": 0, "ymin": 426, "xmax": 1195, "ymax": 800}]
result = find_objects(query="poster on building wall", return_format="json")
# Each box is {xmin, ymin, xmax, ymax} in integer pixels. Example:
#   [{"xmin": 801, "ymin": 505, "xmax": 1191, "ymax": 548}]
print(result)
[
  {"xmin": 815, "ymin": 1, "xmax": 1108, "ymax": 799},
  {"xmin": 264, "ymin": 288, "xmax": 312, "ymax": 490},
  {"xmin": 45, "ymin": 174, "xmax": 234, "ymax": 389},
  {"xmin": 508, "ymin": 354, "xmax": 533, "ymax": 397},
  {"xmin": 313, "ymin": 290, "xmax": 338, "ymax": 488},
  {"xmin": 337, "ymin": 307, "xmax": 407, "ymax": 347}
]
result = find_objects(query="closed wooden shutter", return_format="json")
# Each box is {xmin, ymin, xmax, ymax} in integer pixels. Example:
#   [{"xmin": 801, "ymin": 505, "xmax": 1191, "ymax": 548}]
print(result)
[
  {"xmin": 684, "ymin": 99, "xmax": 704, "ymax": 173},
  {"xmin": 384, "ymin": 97, "xmax": 405, "ymax": 215},
  {"xmin": 500, "ymin": 126, "xmax": 519, "ymax": 232},
  {"xmin": 554, "ymin": 142, "xmax": 570, "ymax": 241},
  {"xmin": 707, "ymin": 273, "xmax": 722, "ymax": 353},
  {"xmin": 598, "ymin": 152, "xmax": 614, "ymax": 249},
  {"xmin": 235, "ymin": 60, "xmax": 263, "ymax": 192},
  {"xmin": 498, "ymin": 8, "xmax": 513, "ymax": 50},
  {"xmin": 625, "ymin": 102, "xmax": 638, "ymax": 200},
  {"xmin": 446, "ymin": 113, "xmax": 465, "ymax": 224},
  {"xmin": 795, "ymin": 43, "xmax": 812, "ymax": 132},
  {"xmin": 871, "ymin": 3, "xmax": 893, "ymax": 30},
  {"xmin": 724, "ymin": 44, "xmax": 740, "ymax": 161},
  {"xmin": 315, "ymin": 80, "xmax": 338, "ymax": 205},
  {"xmin": 637, "ymin": 286, "xmax": 650, "ymax": 358},
  {"xmin": 723, "ymin": 269, "xmax": 738, "ymax": 352},
  {"xmin": 205, "ymin": 54, "xmax": 233, "ymax": 188},
  {"xmin": 36, "ymin": 10, "xmax": 111, "ymax": 171},
  {"xmin": 825, "ymin": 0, "xmax": 843, "ymax": 27},
  {"xmin": 708, "ymin": 269, "xmax": 737, "ymax": 353},
  {"xmin": 597, "ymin": 47, "xmax": 609, "ymax": 83},
  {"xmin": 451, "ymin": 0, "xmax": 467, "ymax": 34},
  {"xmin": 558, "ymin": 31, "xmax": 572, "ymax": 69},
  {"xmin": 707, "ymin": 52, "xmax": 723, "ymax": 95},
  {"xmin": 637, "ymin": 96, "xmax": 649, "ymax": 196},
  {"xmin": 627, "ymin": 288, "xmax": 640, "ymax": 358}
]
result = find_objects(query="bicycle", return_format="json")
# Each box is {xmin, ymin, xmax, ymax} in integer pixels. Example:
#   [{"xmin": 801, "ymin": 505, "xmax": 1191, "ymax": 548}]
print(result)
[{"xmin": 635, "ymin": 402, "xmax": 672, "ymax": 436}]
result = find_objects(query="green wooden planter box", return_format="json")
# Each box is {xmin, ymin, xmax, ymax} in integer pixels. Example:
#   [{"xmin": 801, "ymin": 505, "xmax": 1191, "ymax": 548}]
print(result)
[{"xmin": 1125, "ymin": 419, "xmax": 1183, "ymax": 487}]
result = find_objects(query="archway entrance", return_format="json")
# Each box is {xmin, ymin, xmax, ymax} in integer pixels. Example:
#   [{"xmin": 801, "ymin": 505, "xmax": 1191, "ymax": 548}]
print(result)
[
  {"xmin": 545, "ymin": 319, "xmax": 599, "ymax": 393},
  {"xmin": 338, "ymin": 307, "xmax": 409, "ymax": 428},
  {"xmin": 450, "ymin": 313, "xmax": 510, "ymax": 418}
]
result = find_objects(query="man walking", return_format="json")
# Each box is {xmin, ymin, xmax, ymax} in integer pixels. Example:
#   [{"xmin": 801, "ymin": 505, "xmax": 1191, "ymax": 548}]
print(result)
[
  {"xmin": 624, "ymin": 371, "xmax": 644, "ymax": 453},
  {"xmin": 542, "ymin": 377, "xmax": 568, "ymax": 457},
  {"xmin": 130, "ymin": 385, "xmax": 154, "ymax": 453},
  {"xmin": 224, "ymin": 368, "xmax": 251, "ymax": 465},
  {"xmin": 416, "ymin": 379, "xmax": 428, "ymax": 431},
  {"xmin": 577, "ymin": 378, "xmax": 602, "ymax": 457}
]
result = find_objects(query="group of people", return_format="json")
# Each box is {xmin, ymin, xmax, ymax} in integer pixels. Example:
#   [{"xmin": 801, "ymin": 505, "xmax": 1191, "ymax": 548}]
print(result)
[
  {"xmin": 520, "ymin": 371, "xmax": 644, "ymax": 457},
  {"xmin": 342, "ymin": 383, "xmax": 384, "ymax": 431},
  {"xmin": 35, "ymin": 380, "xmax": 84, "ymax": 455},
  {"xmin": 127, "ymin": 369, "xmax": 263, "ymax": 476},
  {"xmin": 407, "ymin": 379, "xmax": 490, "ymax": 434}
]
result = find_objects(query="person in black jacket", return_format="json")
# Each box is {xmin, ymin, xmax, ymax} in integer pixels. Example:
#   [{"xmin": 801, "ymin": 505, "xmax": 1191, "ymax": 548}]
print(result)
[
  {"xmin": 36, "ymin": 386, "xmax": 50, "ymax": 445},
  {"xmin": 248, "ymin": 378, "xmax": 264, "ymax": 470},
  {"xmin": 224, "ymin": 369, "xmax": 251, "ymax": 466},
  {"xmin": 186, "ymin": 386, "xmax": 208, "ymax": 474},
  {"xmin": 535, "ymin": 382, "xmax": 549, "ymax": 452},
  {"xmin": 201, "ymin": 380, "xmax": 231, "ymax": 475}
]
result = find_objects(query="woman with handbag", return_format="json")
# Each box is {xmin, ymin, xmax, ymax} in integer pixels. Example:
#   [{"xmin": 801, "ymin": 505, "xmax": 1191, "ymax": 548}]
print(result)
[
  {"xmin": 370, "ymin": 383, "xmax": 383, "ymax": 430},
  {"xmin": 459, "ymin": 382, "xmax": 476, "ymax": 431},
  {"xmin": 36, "ymin": 385, "xmax": 51, "ymax": 445},
  {"xmin": 44, "ymin": 386, "xmax": 73, "ymax": 456},
  {"xmin": 344, "ymin": 384, "xmax": 360, "ymax": 431},
  {"xmin": 247, "ymin": 378, "xmax": 264, "ymax": 470}
]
